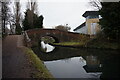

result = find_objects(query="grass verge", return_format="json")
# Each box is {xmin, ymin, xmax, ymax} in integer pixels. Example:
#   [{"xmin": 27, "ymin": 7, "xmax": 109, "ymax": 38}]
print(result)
[
  {"xmin": 52, "ymin": 38, "xmax": 119, "ymax": 50},
  {"xmin": 21, "ymin": 46, "xmax": 53, "ymax": 78},
  {"xmin": 53, "ymin": 42, "xmax": 83, "ymax": 46}
]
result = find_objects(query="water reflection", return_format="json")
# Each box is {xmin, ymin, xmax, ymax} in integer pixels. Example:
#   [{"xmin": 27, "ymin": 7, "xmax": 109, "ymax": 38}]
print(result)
[
  {"xmin": 100, "ymin": 54, "xmax": 120, "ymax": 79},
  {"xmin": 41, "ymin": 41, "xmax": 55, "ymax": 53},
  {"xmin": 44, "ymin": 57, "xmax": 101, "ymax": 78},
  {"xmin": 32, "ymin": 45, "xmax": 119, "ymax": 79},
  {"xmin": 83, "ymin": 55, "xmax": 102, "ymax": 73}
]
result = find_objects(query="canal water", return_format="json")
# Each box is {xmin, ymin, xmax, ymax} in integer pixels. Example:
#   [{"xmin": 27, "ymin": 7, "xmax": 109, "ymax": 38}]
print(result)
[
  {"xmin": 32, "ymin": 42, "xmax": 119, "ymax": 79},
  {"xmin": 44, "ymin": 57, "xmax": 101, "ymax": 78}
]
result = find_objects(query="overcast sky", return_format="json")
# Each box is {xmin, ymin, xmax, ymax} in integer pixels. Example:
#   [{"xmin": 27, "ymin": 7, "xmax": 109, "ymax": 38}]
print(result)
[{"xmin": 18, "ymin": 0, "xmax": 95, "ymax": 31}]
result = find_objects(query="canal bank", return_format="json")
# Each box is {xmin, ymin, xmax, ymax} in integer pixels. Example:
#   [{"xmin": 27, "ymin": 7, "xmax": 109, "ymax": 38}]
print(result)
[
  {"xmin": 2, "ymin": 35, "xmax": 53, "ymax": 78},
  {"xmin": 51, "ymin": 35, "xmax": 119, "ymax": 50},
  {"xmin": 51, "ymin": 42, "xmax": 119, "ymax": 50},
  {"xmin": 21, "ymin": 46, "xmax": 53, "ymax": 78}
]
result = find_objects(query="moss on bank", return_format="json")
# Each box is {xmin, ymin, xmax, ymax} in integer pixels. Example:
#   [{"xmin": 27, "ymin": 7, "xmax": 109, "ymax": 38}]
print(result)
[
  {"xmin": 21, "ymin": 46, "xmax": 53, "ymax": 78},
  {"xmin": 53, "ymin": 42, "xmax": 84, "ymax": 46}
]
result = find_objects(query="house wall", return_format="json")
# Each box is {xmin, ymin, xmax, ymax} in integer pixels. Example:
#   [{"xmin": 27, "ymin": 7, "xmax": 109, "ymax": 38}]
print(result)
[
  {"xmin": 74, "ymin": 26, "xmax": 87, "ymax": 34},
  {"xmin": 86, "ymin": 18, "xmax": 101, "ymax": 35}
]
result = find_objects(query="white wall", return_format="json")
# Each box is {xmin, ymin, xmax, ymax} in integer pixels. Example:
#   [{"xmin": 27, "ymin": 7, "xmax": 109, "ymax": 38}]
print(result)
[
  {"xmin": 74, "ymin": 26, "xmax": 87, "ymax": 34},
  {"xmin": 74, "ymin": 22, "xmax": 99, "ymax": 35},
  {"xmin": 91, "ymin": 23, "xmax": 97, "ymax": 35}
]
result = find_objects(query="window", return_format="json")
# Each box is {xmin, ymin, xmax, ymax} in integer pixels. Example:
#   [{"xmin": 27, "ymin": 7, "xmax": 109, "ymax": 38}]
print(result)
[
  {"xmin": 91, "ymin": 23, "xmax": 97, "ymax": 35},
  {"xmin": 87, "ymin": 15, "xmax": 99, "ymax": 19}
]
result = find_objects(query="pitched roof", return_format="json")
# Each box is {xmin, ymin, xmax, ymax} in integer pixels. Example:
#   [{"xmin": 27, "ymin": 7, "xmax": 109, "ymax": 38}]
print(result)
[
  {"xmin": 82, "ymin": 11, "xmax": 99, "ymax": 18},
  {"xmin": 73, "ymin": 22, "xmax": 85, "ymax": 31}
]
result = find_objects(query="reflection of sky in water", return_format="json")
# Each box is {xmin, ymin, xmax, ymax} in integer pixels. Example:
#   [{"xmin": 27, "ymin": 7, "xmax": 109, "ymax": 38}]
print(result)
[
  {"xmin": 41, "ymin": 41, "xmax": 55, "ymax": 52},
  {"xmin": 45, "ymin": 44, "xmax": 55, "ymax": 52},
  {"xmin": 44, "ymin": 57, "xmax": 101, "ymax": 78}
]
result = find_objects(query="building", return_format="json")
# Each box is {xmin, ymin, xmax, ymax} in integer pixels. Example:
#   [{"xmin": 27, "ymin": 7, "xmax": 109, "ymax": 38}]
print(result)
[
  {"xmin": 74, "ymin": 11, "xmax": 101, "ymax": 35},
  {"xmin": 73, "ymin": 22, "xmax": 87, "ymax": 34}
]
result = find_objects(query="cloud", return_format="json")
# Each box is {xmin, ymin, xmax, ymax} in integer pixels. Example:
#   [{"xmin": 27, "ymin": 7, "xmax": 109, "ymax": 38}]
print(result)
[{"xmin": 38, "ymin": 2, "xmax": 92, "ymax": 31}]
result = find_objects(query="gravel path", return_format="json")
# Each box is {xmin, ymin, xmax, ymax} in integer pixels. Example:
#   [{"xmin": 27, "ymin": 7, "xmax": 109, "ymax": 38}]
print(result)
[{"xmin": 2, "ymin": 35, "xmax": 33, "ymax": 78}]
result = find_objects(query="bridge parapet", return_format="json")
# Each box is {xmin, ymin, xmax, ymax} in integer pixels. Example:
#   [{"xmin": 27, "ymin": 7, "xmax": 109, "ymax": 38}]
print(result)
[
  {"xmin": 25, "ymin": 28, "xmax": 90, "ymax": 46},
  {"xmin": 24, "ymin": 31, "xmax": 32, "ymax": 47}
]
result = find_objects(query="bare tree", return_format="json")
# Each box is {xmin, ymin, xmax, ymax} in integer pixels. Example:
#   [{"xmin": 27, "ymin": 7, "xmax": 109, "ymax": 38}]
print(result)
[
  {"xmin": 1, "ymin": 1, "xmax": 10, "ymax": 34},
  {"xmin": 27, "ymin": 0, "xmax": 38, "ymax": 14},
  {"xmin": 14, "ymin": 0, "xmax": 22, "ymax": 34},
  {"xmin": 8, "ymin": 14, "xmax": 16, "ymax": 34},
  {"xmin": 26, "ymin": 0, "xmax": 38, "ymax": 29},
  {"xmin": 89, "ymin": 0, "xmax": 102, "ymax": 10}
]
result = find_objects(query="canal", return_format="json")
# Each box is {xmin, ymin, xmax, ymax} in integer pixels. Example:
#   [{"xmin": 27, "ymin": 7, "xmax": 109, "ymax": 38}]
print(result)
[{"xmin": 32, "ymin": 42, "xmax": 119, "ymax": 79}]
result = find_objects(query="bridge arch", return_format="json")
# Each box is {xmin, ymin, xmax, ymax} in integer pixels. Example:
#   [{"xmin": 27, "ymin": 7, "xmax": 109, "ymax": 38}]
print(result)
[{"xmin": 40, "ymin": 35, "xmax": 59, "ymax": 43}]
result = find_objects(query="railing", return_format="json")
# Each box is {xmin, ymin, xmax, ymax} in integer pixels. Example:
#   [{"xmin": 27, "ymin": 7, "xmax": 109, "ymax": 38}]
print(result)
[{"xmin": 24, "ymin": 31, "xmax": 31, "ymax": 42}]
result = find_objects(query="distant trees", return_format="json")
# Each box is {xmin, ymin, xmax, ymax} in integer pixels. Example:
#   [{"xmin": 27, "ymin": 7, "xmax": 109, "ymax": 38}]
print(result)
[
  {"xmin": 1, "ymin": 1, "xmax": 11, "ymax": 34},
  {"xmin": 22, "ymin": 9, "xmax": 44, "ymax": 30},
  {"xmin": 1, "ymin": 0, "xmax": 44, "ymax": 34},
  {"xmin": 89, "ymin": 0, "xmax": 102, "ymax": 10},
  {"xmin": 14, "ymin": 0, "xmax": 22, "ymax": 34},
  {"xmin": 90, "ymin": 0, "xmax": 120, "ymax": 41},
  {"xmin": 22, "ymin": 0, "xmax": 44, "ymax": 30},
  {"xmin": 55, "ymin": 24, "xmax": 71, "ymax": 32},
  {"xmin": 1, "ymin": 0, "xmax": 23, "ymax": 35}
]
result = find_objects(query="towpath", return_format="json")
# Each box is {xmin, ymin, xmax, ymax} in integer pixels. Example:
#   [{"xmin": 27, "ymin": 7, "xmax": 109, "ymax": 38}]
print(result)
[{"xmin": 2, "ymin": 35, "xmax": 34, "ymax": 78}]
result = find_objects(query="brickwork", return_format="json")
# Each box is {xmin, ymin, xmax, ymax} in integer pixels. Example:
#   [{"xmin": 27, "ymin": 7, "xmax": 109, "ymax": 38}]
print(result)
[{"xmin": 26, "ymin": 29, "xmax": 90, "ymax": 44}]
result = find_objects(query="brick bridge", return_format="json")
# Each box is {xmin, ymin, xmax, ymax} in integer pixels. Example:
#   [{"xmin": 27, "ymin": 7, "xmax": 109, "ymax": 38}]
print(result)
[{"xmin": 25, "ymin": 28, "xmax": 90, "ymax": 45}]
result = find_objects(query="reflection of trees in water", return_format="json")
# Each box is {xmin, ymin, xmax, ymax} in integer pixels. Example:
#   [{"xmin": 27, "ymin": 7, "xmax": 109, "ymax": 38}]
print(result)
[
  {"xmin": 36, "ymin": 47, "xmax": 83, "ymax": 61},
  {"xmin": 100, "ymin": 54, "xmax": 120, "ymax": 79},
  {"xmin": 32, "ymin": 46, "xmax": 118, "ymax": 62}
]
